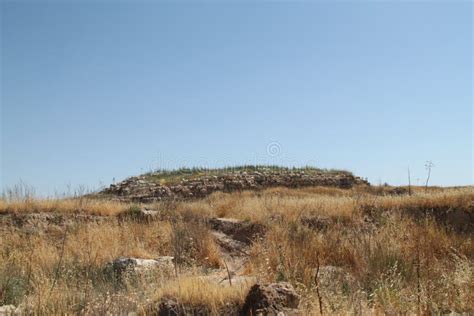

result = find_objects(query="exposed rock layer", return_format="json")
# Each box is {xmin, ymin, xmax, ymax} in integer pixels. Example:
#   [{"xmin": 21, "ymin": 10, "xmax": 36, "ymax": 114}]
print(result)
[{"xmin": 102, "ymin": 169, "xmax": 369, "ymax": 202}]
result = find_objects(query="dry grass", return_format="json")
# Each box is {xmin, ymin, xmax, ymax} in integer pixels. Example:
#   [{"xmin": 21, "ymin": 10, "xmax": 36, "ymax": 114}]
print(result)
[
  {"xmin": 171, "ymin": 186, "xmax": 474, "ymax": 224},
  {"xmin": 155, "ymin": 277, "xmax": 251, "ymax": 314},
  {"xmin": 1, "ymin": 221, "xmax": 171, "ymax": 313},
  {"xmin": 0, "ymin": 185, "xmax": 473, "ymax": 314},
  {"xmin": 0, "ymin": 197, "xmax": 128, "ymax": 216}
]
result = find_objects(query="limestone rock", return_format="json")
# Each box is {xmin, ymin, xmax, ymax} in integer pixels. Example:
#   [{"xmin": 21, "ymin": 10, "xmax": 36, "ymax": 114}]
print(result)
[
  {"xmin": 109, "ymin": 256, "xmax": 174, "ymax": 275},
  {"xmin": 102, "ymin": 169, "xmax": 370, "ymax": 203}
]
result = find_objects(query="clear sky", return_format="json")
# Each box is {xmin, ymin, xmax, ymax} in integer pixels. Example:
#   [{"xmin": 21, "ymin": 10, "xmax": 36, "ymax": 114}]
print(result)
[{"xmin": 1, "ymin": 1, "xmax": 472, "ymax": 196}]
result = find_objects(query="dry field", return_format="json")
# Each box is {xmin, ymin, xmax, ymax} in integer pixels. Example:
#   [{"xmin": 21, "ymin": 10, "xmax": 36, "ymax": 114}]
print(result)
[{"xmin": 0, "ymin": 185, "xmax": 473, "ymax": 314}]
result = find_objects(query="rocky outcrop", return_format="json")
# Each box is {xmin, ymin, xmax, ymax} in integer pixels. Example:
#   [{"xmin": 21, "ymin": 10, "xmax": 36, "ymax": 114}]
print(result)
[
  {"xmin": 102, "ymin": 169, "xmax": 369, "ymax": 203},
  {"xmin": 241, "ymin": 282, "xmax": 300, "ymax": 315}
]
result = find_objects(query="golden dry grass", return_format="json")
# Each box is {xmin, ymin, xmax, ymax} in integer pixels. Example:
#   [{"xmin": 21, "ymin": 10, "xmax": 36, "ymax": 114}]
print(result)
[
  {"xmin": 0, "ymin": 197, "xmax": 128, "ymax": 216},
  {"xmin": 172, "ymin": 186, "xmax": 474, "ymax": 223},
  {"xmin": 155, "ymin": 277, "xmax": 251, "ymax": 314},
  {"xmin": 0, "ymin": 185, "xmax": 473, "ymax": 314}
]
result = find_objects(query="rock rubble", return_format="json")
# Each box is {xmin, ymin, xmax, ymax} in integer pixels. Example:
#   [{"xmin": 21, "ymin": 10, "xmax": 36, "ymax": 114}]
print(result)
[{"xmin": 103, "ymin": 169, "xmax": 369, "ymax": 202}]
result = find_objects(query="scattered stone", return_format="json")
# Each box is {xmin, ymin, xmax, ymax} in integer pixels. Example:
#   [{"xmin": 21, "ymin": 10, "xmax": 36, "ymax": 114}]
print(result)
[
  {"xmin": 109, "ymin": 256, "xmax": 174, "ymax": 275},
  {"xmin": 102, "ymin": 170, "xmax": 370, "ymax": 203},
  {"xmin": 240, "ymin": 282, "xmax": 300, "ymax": 315}
]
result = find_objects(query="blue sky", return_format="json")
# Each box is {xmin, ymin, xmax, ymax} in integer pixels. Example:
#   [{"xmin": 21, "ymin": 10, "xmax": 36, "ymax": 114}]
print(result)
[{"xmin": 1, "ymin": 1, "xmax": 472, "ymax": 196}]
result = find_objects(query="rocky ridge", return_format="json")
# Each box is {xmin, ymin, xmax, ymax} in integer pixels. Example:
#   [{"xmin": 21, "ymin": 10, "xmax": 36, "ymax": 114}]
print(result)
[{"xmin": 102, "ymin": 168, "xmax": 369, "ymax": 202}]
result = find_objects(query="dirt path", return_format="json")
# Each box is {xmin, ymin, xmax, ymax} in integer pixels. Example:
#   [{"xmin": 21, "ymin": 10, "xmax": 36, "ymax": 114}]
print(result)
[{"xmin": 205, "ymin": 218, "xmax": 258, "ymax": 285}]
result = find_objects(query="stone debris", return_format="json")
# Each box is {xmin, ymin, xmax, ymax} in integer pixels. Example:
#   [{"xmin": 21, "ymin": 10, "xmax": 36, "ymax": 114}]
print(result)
[
  {"xmin": 102, "ymin": 169, "xmax": 370, "ymax": 203},
  {"xmin": 241, "ymin": 282, "xmax": 301, "ymax": 316},
  {"xmin": 109, "ymin": 256, "xmax": 174, "ymax": 275}
]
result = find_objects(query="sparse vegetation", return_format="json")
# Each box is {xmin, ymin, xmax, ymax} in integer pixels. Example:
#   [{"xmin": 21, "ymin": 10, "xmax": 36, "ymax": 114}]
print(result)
[
  {"xmin": 0, "ymin": 182, "xmax": 472, "ymax": 314},
  {"xmin": 142, "ymin": 165, "xmax": 353, "ymax": 185},
  {"xmin": 155, "ymin": 277, "xmax": 251, "ymax": 314}
]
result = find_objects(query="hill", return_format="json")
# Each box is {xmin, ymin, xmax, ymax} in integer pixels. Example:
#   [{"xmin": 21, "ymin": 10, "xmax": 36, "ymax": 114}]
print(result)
[
  {"xmin": 1, "ymin": 170, "xmax": 473, "ymax": 314},
  {"xmin": 100, "ymin": 165, "xmax": 370, "ymax": 202}
]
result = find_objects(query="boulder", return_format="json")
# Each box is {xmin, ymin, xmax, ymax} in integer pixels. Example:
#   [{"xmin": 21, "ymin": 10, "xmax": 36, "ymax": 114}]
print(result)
[{"xmin": 240, "ymin": 282, "xmax": 300, "ymax": 315}]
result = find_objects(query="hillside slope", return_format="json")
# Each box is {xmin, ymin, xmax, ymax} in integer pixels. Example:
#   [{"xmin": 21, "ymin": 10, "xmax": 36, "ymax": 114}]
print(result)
[{"xmin": 100, "ymin": 166, "xmax": 370, "ymax": 202}]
